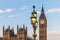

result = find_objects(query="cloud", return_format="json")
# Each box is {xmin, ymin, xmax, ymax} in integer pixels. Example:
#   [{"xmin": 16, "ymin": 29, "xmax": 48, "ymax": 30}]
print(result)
[
  {"xmin": 20, "ymin": 5, "xmax": 28, "ymax": 10},
  {"xmin": 46, "ymin": 8, "xmax": 60, "ymax": 13},
  {"xmin": 37, "ymin": 8, "xmax": 60, "ymax": 14},
  {"xmin": 0, "ymin": 8, "xmax": 15, "ymax": 14},
  {"xmin": 8, "ymin": 14, "xmax": 18, "ymax": 18},
  {"xmin": 5, "ymin": 8, "xmax": 14, "ymax": 13},
  {"xmin": 37, "ymin": 11, "xmax": 41, "ymax": 14},
  {"xmin": 47, "ymin": 32, "xmax": 60, "ymax": 40},
  {"xmin": 8, "ymin": 14, "xmax": 19, "ymax": 18},
  {"xmin": 0, "ymin": 9, "xmax": 5, "ymax": 13}
]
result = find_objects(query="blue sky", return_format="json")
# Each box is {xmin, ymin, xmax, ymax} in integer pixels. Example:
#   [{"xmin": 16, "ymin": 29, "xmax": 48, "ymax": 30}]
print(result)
[{"xmin": 0, "ymin": 0, "xmax": 60, "ymax": 40}]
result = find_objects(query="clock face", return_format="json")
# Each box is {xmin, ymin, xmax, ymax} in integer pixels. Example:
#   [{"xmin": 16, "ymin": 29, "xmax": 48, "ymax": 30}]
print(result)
[
  {"xmin": 40, "ymin": 20, "xmax": 44, "ymax": 24},
  {"xmin": 4, "ymin": 35, "xmax": 8, "ymax": 38}
]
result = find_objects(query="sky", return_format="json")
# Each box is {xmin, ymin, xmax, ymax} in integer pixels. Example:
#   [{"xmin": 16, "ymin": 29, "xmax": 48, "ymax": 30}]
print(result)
[{"xmin": 0, "ymin": 0, "xmax": 60, "ymax": 40}]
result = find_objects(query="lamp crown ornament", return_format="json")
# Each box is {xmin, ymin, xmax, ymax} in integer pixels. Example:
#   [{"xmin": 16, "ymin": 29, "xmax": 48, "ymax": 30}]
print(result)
[{"xmin": 33, "ymin": 5, "xmax": 35, "ymax": 12}]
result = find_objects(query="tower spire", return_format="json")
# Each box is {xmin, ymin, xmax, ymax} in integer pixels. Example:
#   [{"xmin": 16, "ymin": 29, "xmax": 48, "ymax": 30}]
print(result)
[
  {"xmin": 41, "ymin": 4, "xmax": 44, "ymax": 11},
  {"xmin": 41, "ymin": 4, "xmax": 44, "ymax": 14}
]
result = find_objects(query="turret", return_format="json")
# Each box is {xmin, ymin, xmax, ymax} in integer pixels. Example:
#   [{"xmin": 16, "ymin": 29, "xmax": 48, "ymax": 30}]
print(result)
[
  {"xmin": 41, "ymin": 5, "xmax": 44, "ymax": 14},
  {"xmin": 3, "ymin": 26, "xmax": 4, "ymax": 32},
  {"xmin": 8, "ymin": 25, "xmax": 10, "ymax": 31},
  {"xmin": 23, "ymin": 24, "xmax": 25, "ymax": 30},
  {"xmin": 17, "ymin": 24, "xmax": 19, "ymax": 33}
]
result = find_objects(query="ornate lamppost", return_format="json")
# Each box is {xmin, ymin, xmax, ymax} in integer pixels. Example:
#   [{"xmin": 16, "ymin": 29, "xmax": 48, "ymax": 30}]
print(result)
[{"xmin": 30, "ymin": 5, "xmax": 38, "ymax": 40}]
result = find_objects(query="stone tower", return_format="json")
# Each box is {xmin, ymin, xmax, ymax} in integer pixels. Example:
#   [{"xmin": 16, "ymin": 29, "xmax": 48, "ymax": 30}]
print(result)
[
  {"xmin": 17, "ymin": 25, "xmax": 27, "ymax": 40},
  {"xmin": 39, "ymin": 6, "xmax": 47, "ymax": 40},
  {"xmin": 3, "ymin": 26, "xmax": 10, "ymax": 40}
]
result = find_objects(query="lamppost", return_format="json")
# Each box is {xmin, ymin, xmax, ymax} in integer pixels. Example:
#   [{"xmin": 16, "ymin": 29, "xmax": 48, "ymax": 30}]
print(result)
[{"xmin": 30, "ymin": 5, "xmax": 38, "ymax": 40}]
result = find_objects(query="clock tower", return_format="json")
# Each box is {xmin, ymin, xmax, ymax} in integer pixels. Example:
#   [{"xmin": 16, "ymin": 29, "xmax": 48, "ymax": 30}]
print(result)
[{"xmin": 39, "ymin": 6, "xmax": 47, "ymax": 40}]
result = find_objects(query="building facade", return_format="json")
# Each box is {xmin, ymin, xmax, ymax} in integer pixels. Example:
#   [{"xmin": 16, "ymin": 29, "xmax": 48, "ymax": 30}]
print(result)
[
  {"xmin": 39, "ymin": 6, "xmax": 47, "ymax": 40},
  {"xmin": 0, "ymin": 37, "xmax": 3, "ymax": 40},
  {"xmin": 3, "ymin": 25, "xmax": 27, "ymax": 40}
]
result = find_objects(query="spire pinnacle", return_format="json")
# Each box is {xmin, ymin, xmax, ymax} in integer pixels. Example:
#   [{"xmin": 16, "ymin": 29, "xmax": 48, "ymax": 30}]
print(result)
[
  {"xmin": 12, "ymin": 27, "xmax": 14, "ymax": 31},
  {"xmin": 41, "ymin": 4, "xmax": 44, "ymax": 14},
  {"xmin": 3, "ymin": 26, "xmax": 4, "ymax": 31},
  {"xmin": 17, "ymin": 24, "xmax": 19, "ymax": 30},
  {"xmin": 33, "ymin": 5, "xmax": 35, "ymax": 12},
  {"xmin": 41, "ymin": 4, "xmax": 44, "ymax": 11}
]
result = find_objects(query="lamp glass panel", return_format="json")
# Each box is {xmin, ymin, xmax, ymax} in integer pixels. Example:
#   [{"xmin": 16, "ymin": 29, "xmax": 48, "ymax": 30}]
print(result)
[
  {"xmin": 34, "ymin": 13, "xmax": 37, "ymax": 17},
  {"xmin": 31, "ymin": 18, "xmax": 36, "ymax": 24}
]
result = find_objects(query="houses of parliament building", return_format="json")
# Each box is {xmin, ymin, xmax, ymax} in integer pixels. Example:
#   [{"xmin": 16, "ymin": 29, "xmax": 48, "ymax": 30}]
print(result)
[{"xmin": 3, "ymin": 25, "xmax": 33, "ymax": 40}]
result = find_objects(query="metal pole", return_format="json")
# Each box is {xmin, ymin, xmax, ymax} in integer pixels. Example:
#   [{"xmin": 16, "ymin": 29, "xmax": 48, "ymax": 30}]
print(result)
[{"xmin": 33, "ymin": 26, "xmax": 37, "ymax": 40}]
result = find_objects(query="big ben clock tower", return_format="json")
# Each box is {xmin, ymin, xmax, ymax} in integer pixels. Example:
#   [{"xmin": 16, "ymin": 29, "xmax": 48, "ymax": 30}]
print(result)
[{"xmin": 39, "ymin": 6, "xmax": 47, "ymax": 40}]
